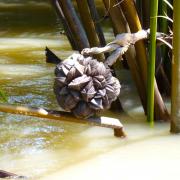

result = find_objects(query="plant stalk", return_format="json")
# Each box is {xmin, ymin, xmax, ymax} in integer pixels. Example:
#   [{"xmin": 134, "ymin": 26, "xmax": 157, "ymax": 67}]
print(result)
[
  {"xmin": 50, "ymin": 0, "xmax": 77, "ymax": 50},
  {"xmin": 120, "ymin": 0, "xmax": 169, "ymax": 121},
  {"xmin": 103, "ymin": 0, "xmax": 147, "ymax": 112},
  {"xmin": 76, "ymin": 0, "xmax": 104, "ymax": 60},
  {"xmin": 87, "ymin": 0, "xmax": 106, "ymax": 47},
  {"xmin": 147, "ymin": 0, "xmax": 159, "ymax": 125},
  {"xmin": 58, "ymin": 0, "xmax": 89, "ymax": 51},
  {"xmin": 170, "ymin": 0, "xmax": 180, "ymax": 133}
]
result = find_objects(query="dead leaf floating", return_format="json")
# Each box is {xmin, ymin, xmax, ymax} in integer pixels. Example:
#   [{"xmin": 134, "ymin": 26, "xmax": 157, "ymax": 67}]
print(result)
[{"xmin": 54, "ymin": 53, "xmax": 121, "ymax": 118}]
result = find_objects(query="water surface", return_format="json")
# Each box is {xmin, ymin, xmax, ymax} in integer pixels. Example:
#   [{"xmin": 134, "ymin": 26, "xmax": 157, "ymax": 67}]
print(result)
[{"xmin": 0, "ymin": 1, "xmax": 179, "ymax": 180}]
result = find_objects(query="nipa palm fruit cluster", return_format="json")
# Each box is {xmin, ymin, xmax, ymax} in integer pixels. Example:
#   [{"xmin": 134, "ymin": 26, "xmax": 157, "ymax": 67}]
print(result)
[{"xmin": 54, "ymin": 54, "xmax": 121, "ymax": 118}]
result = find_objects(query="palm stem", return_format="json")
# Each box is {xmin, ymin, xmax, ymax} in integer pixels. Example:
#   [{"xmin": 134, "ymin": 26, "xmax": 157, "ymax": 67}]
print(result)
[
  {"xmin": 171, "ymin": 0, "xmax": 180, "ymax": 133},
  {"xmin": 147, "ymin": 0, "xmax": 159, "ymax": 125}
]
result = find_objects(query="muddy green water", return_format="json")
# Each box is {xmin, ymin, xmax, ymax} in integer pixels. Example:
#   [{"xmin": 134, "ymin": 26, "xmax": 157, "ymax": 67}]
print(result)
[{"xmin": 0, "ymin": 1, "xmax": 180, "ymax": 180}]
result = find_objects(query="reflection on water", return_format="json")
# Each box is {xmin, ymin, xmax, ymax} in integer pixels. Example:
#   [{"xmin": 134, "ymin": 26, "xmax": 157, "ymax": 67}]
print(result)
[
  {"xmin": 0, "ymin": 1, "xmax": 178, "ymax": 180},
  {"xmin": 0, "ymin": 0, "xmax": 59, "ymax": 36}
]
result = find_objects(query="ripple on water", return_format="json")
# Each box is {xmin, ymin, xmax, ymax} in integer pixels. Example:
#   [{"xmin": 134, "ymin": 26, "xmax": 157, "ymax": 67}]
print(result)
[
  {"xmin": 0, "ymin": 1, "xmax": 51, "ymax": 9},
  {"xmin": 0, "ymin": 2, "xmax": 175, "ymax": 180},
  {"xmin": 0, "ymin": 64, "xmax": 53, "ymax": 77},
  {"xmin": 0, "ymin": 38, "xmax": 68, "ymax": 50}
]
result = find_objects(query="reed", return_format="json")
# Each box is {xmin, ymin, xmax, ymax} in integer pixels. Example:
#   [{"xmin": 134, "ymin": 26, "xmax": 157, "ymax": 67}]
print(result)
[
  {"xmin": 142, "ymin": 1, "xmax": 170, "ymax": 101},
  {"xmin": 142, "ymin": 0, "xmax": 150, "ymax": 29},
  {"xmin": 147, "ymin": 0, "xmax": 159, "ymax": 125},
  {"xmin": 58, "ymin": 0, "xmax": 89, "ymax": 50},
  {"xmin": 170, "ymin": 0, "xmax": 180, "ymax": 133},
  {"xmin": 157, "ymin": 0, "xmax": 171, "ymax": 96},
  {"xmin": 159, "ymin": 0, "xmax": 172, "ymax": 86},
  {"xmin": 50, "ymin": 0, "xmax": 77, "ymax": 50},
  {"xmin": 87, "ymin": 0, "xmax": 106, "ymax": 47},
  {"xmin": 120, "ymin": 0, "xmax": 169, "ymax": 121},
  {"xmin": 103, "ymin": 0, "xmax": 147, "ymax": 112},
  {"xmin": 76, "ymin": 0, "xmax": 104, "ymax": 60},
  {"xmin": 136, "ymin": 0, "xmax": 142, "ymax": 23}
]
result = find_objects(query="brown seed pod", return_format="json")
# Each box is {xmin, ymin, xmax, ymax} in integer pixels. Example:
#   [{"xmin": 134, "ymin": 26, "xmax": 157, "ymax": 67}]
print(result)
[{"xmin": 54, "ymin": 53, "xmax": 121, "ymax": 118}]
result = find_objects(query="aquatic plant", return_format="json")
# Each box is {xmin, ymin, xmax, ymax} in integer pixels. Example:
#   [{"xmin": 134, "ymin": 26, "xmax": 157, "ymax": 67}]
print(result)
[
  {"xmin": 0, "ymin": 0, "xmax": 176, "ymax": 135},
  {"xmin": 147, "ymin": 0, "xmax": 159, "ymax": 126},
  {"xmin": 171, "ymin": 0, "xmax": 180, "ymax": 133}
]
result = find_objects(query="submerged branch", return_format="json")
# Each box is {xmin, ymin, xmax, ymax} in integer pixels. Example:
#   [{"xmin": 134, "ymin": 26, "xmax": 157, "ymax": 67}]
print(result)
[
  {"xmin": 0, "ymin": 170, "xmax": 26, "ymax": 179},
  {"xmin": 0, "ymin": 104, "xmax": 125, "ymax": 137}
]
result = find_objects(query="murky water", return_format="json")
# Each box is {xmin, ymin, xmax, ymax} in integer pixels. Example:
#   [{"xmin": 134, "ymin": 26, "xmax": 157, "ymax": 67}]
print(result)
[{"xmin": 0, "ymin": 1, "xmax": 179, "ymax": 180}]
